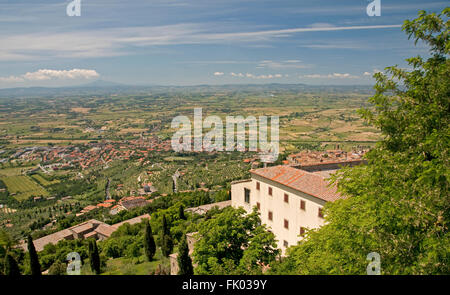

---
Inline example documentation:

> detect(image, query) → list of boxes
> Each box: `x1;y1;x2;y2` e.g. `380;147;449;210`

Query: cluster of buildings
109;196;152;215
76;196;152;217
7;137;172;170
287;149;367;167
21;214;151;252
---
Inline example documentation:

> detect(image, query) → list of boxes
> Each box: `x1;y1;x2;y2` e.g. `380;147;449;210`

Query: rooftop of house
21;215;151;252
95;224;116;237
185;200;231;215
70;222;94;234
250;165;345;202
111;213;151;229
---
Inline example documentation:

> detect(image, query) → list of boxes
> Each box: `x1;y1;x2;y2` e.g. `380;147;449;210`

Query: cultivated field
31;174;60;187
0;175;49;201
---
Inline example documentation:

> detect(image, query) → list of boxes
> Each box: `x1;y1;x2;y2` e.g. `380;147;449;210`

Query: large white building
231;165;346;253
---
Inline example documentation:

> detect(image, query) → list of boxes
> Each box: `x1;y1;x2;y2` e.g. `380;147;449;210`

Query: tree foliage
27;235;41;276
193;207;279;275
144;220;156;261
88;239;101;274
178;204;186;220
271;8;449;275
48;261;66;275
160;214;174;257
4;253;21;276
177;233;194;275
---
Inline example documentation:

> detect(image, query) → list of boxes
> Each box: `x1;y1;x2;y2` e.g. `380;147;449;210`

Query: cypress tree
27;235;41;276
161;214;170;236
88;240;94;272
88;239;101;274
160;215;173;257
161;234;173;257
144;220;156;261
93;241;101;274
4;253;21;276
178;204;186;220
177;234;193;275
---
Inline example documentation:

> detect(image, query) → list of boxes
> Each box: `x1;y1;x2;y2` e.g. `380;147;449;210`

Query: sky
0;0;447;88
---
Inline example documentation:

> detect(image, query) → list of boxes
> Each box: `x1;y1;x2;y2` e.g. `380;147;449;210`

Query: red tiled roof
97;203;113;208
95;224;115;238
111;214;151;229
250;165;344;202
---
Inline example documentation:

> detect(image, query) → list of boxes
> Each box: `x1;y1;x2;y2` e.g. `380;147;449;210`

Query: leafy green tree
48;261;66;275
88;239;101;274
193;207;279;275
144;221;156;261
4;253;21;276
27;235;41;276
0;230;16;253
177;234;193;275
271;8;449;275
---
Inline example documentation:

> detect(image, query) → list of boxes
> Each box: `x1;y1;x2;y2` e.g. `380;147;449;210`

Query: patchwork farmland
0;175;49;201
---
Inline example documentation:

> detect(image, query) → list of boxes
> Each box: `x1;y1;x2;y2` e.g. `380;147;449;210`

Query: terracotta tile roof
95;224;116;238
185;200;231;215
26;229;73;252
250;165;344;202
111;213;151;229
84;231;97;239
82;205;97;211
70;222;94;234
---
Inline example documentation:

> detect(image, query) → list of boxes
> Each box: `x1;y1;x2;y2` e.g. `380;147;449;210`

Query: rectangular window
268;187;272;196
300;227;306;236
283;240;289;248
318;207;324;218
256;202;260;210
300;200;306;210
256;182;260;190
244;188;250;203
268;211;273;221
284;219;289;229
284;193;289;203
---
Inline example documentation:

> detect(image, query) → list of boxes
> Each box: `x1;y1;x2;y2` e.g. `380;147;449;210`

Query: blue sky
0;0;447;88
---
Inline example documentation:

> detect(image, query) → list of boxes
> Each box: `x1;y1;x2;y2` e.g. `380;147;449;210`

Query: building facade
231;165;345;253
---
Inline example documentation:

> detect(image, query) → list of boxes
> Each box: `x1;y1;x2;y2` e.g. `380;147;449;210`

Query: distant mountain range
0;80;374;98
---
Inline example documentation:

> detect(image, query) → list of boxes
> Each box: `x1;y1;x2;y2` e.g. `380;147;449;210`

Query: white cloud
0;23;402;61
302;73;359;79
0;69;100;83
0;75;25;83
258;60;308;69
230;72;244;77
229;72;283;79
363;69;383;77
213;72;224;76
